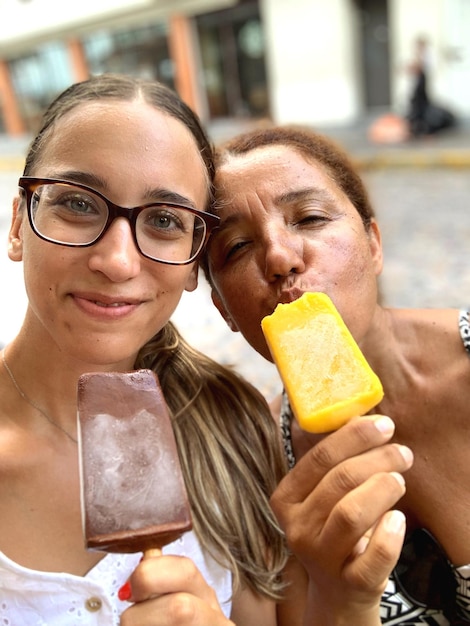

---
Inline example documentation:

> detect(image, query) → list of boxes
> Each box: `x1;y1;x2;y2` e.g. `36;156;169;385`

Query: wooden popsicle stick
143;548;163;559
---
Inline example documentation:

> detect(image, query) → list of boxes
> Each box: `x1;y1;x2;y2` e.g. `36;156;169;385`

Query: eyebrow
46;170;197;208
213;184;339;235
276;186;335;206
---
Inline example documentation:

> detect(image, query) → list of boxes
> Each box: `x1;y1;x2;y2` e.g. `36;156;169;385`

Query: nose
87;217;141;282
263;227;306;280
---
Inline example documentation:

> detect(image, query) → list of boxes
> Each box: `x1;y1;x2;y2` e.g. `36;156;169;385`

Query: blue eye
69;196;95;214
39;188;103;217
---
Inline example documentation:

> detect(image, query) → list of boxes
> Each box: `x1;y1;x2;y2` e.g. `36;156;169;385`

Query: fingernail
374;415;394;434
118;581;132;602
354;535;370;555
397;444;414;464
384;509;406;534
390;471;405;487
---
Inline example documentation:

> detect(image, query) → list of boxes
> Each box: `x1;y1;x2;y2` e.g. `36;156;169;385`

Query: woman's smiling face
8;100;209;368
207;144;383;361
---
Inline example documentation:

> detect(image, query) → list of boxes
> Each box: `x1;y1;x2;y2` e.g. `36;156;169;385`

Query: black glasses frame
18;176;219;266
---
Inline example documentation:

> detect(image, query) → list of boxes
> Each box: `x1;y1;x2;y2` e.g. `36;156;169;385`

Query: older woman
203;124;468;625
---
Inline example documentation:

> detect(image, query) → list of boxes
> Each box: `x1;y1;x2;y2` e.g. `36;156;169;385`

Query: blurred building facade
0;0;468;136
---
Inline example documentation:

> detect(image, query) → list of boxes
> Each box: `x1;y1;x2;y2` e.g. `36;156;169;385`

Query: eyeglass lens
29;182;206;263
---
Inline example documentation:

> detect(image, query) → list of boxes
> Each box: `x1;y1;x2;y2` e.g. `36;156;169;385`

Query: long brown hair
137;323;288;597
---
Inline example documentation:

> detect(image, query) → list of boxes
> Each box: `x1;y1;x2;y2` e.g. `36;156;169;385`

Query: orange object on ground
261;292;384;433
367;113;410;144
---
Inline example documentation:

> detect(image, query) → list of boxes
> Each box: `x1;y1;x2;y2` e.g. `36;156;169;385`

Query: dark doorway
355;0;391;109
196;0;268;119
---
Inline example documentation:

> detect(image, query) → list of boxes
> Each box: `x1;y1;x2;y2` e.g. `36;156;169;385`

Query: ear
211;289;239;332
184;264;199;292
8;196;25;262
368;219;383;276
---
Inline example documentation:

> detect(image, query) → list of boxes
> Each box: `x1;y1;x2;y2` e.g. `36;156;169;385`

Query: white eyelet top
0;530;232;625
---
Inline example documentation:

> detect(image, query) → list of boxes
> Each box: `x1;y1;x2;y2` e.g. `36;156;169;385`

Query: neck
2;346;78;444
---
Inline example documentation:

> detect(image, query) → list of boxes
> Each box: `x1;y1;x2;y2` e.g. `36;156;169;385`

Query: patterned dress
280;310;470;625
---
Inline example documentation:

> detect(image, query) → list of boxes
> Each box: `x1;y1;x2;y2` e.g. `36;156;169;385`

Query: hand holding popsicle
78;371;234;624
271;415;412;626
119;551;234;626
263;292;411;624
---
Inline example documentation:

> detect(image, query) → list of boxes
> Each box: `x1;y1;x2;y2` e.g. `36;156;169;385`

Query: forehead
216;144;341;203
41;100;201;163
33;100;209;204
217;144;332;191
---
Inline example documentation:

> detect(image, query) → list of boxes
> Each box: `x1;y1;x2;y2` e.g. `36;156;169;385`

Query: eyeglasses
393;528;470;625
18;177;219;265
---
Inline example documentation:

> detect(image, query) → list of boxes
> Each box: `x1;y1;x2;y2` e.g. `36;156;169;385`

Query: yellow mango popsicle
262;292;384;433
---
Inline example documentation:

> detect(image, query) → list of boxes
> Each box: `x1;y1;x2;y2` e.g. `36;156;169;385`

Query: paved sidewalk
208;115;470;169
1;114;470;173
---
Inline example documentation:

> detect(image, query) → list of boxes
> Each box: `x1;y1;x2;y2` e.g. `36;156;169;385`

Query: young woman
0;73;285;626
0;75;410;626
202;124;468;625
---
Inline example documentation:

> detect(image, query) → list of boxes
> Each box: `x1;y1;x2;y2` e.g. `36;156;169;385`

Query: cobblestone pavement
365;168;470;309
2;166;469;401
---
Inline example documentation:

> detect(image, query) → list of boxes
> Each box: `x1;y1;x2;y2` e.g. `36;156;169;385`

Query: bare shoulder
393;306;461;326
375;307;470;427
384;307;470;432
391;307;468;361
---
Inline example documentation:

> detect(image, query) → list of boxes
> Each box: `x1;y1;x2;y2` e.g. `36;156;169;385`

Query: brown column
68;38;89;82
0;60;26;135
168;14;202;117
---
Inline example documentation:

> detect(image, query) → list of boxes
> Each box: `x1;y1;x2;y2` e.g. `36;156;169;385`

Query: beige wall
263;0;469;126
260;0;361;126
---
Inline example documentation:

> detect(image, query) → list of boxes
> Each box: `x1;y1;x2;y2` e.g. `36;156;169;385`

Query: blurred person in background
406;35;456;138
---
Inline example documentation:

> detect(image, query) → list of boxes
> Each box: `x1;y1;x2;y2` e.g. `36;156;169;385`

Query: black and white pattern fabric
279;311;470;625
382;573;449;625
459;310;470;356
455;568;470;623
280;390;296;470
382;528;470;625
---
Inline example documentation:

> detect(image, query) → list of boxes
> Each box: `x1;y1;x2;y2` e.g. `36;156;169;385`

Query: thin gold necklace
2;350;78;444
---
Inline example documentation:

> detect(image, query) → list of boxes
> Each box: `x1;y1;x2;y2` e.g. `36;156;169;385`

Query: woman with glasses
0;74;410;626
202;123;470;625
0;73;289;626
